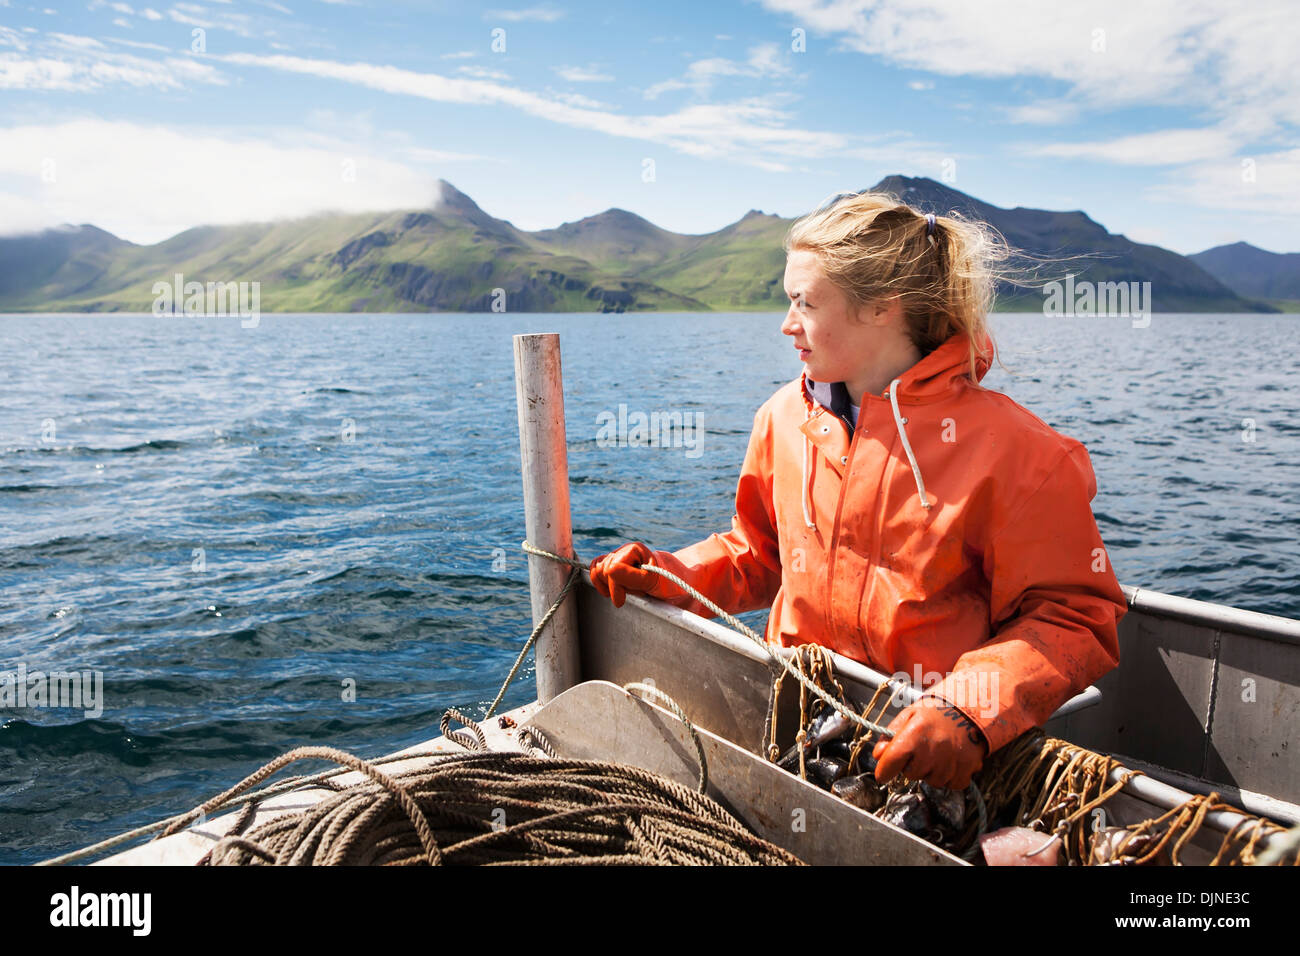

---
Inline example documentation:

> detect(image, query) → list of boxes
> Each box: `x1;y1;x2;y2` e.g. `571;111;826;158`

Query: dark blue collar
804;376;856;435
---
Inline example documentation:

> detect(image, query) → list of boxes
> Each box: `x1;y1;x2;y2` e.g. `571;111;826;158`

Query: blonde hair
783;190;1010;380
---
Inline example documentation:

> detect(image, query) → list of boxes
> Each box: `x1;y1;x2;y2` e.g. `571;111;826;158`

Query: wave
30;438;190;455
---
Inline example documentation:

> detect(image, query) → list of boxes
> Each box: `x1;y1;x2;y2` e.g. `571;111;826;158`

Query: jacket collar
801;330;993;411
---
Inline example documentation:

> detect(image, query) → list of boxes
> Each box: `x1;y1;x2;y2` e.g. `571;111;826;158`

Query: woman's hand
871;697;989;790
589;542;660;608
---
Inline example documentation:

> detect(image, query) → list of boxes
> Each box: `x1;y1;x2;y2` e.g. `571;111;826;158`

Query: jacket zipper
824;412;863;630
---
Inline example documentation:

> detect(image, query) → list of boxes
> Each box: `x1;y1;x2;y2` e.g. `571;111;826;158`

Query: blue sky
1;0;1296;255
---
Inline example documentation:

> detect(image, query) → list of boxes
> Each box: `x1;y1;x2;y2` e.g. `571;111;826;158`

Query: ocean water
1;311;1297;864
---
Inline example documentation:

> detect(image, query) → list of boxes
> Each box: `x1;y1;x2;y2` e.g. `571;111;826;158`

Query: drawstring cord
888;378;932;510
801;428;817;530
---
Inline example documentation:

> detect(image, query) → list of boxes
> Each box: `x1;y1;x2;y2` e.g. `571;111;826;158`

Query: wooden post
513;333;581;703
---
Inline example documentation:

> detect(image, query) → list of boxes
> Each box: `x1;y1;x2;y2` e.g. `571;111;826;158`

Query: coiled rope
194;710;802;866
35;746;455;866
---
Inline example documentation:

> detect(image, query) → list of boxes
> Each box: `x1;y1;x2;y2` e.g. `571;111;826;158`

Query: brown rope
767;644;854;782
190;747;803;866
761;650;1299;866
952;732;1298;866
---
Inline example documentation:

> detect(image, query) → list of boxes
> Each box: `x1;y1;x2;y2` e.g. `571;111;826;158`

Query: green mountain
0;224;134;305
0;176;1282;313
1190;242;1300;309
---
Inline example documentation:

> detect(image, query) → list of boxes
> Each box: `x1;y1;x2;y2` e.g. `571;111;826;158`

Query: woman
589;191;1126;793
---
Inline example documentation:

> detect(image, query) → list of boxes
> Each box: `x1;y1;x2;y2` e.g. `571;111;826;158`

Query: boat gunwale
1122;585;1300;644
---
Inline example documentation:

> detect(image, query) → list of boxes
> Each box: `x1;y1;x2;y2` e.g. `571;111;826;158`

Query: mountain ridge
1190;241;1300;305
0;176;1288;313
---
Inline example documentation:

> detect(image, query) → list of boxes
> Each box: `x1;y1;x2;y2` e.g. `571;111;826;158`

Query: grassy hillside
0;177;1286;314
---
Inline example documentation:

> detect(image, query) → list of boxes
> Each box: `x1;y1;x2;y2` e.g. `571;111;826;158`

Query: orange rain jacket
645;331;1126;755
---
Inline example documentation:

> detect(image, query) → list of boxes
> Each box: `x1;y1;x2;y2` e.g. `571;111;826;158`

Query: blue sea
2;311;1298;864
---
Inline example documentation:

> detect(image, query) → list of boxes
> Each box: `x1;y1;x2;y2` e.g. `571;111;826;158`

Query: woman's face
781;249;889;387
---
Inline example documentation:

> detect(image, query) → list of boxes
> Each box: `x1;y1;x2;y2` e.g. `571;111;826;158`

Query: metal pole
513;333;581;703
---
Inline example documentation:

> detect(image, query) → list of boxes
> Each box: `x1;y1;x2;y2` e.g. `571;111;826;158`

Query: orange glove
872;696;990;790
589;542;661;608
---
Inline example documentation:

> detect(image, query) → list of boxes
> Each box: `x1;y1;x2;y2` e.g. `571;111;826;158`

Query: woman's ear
863;297;902;328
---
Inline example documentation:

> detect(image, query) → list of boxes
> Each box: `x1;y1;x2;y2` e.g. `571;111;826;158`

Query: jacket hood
803;331;994;411
798;331;995;529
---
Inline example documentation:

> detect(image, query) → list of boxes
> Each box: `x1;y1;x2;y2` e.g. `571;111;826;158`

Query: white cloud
166;5;212;29
1023;127;1240;166
0;47;224;91
839;137;958;171
0;192;60;237
1148;147;1300;216
96;0;170;18
759;0;1300;130
298;108;493;165
0;28;225;91
165;2;257;37
0;118;440;243
215;50;857;171
549;90;611;110
0;26;29;50
48;33;106;49
745;43;789;76
644;42;792;99
760;0;1299;229
400;145;495;164
106;37;172;52
484;5;565;22
555;65;612;83
456;64;511;81
1001;99;1081;126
